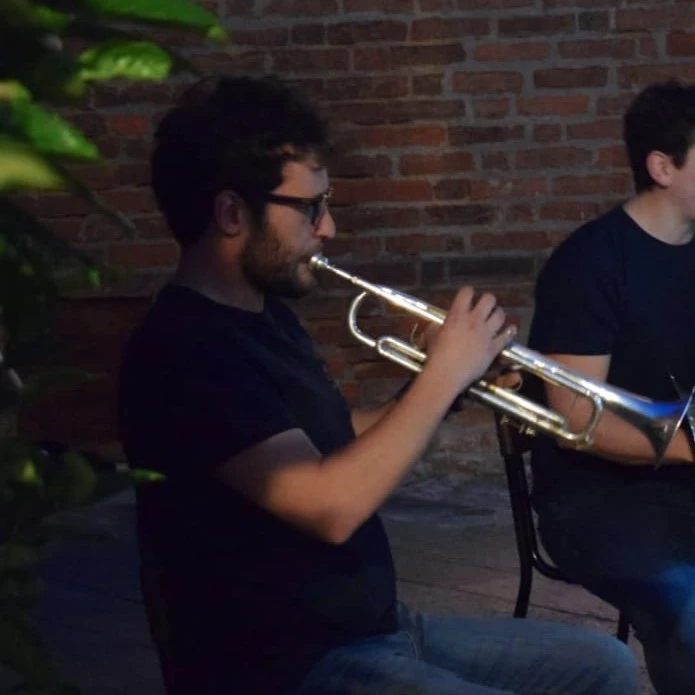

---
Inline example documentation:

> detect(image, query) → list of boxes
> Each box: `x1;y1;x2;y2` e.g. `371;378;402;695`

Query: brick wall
21;0;695;477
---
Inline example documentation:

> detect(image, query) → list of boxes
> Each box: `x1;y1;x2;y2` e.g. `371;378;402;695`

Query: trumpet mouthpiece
308;254;328;271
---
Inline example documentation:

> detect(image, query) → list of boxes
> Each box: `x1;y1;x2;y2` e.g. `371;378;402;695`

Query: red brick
386;100;465;123
452;71;523;93
498;14;575;37
533;124;563;142
450;125;524;145
616;7;695;32
456;0;534;8
411;18;491;41
100;188;158;215
399;152;475;176
544;0;620;6
330;154;393;178
470;231;551;251
469;178;548;201
323;76;408;100
332;179;433;204
391;43;466;68
328;21;407;44
640;37;658;59
264;0;339;14
533;66;608;89
540;201;598;222
333;207;422;231
291;24;325;45
596;94;635;117
35;193;92;218
515;147;593;170
385;234;449;255
107;242;179;269
344;0;414;10
424;204;497;226
473;98;512;119
450;255;535;280
552;174;631;197
330;103;392;126
618;63;695;89
667;31;695;57
474;41;551;62
233;27;289;46
272;49;349;72
226;0;255;14
518;94;589;116
413;74;444;96
558;38;635;60
433;178;471;200
566;118;622;140
356;125;448;148
81;214;129;243
190;50;265;74
348;261;417;286
596;146;628;169
354;48;391;71
326;235;382;258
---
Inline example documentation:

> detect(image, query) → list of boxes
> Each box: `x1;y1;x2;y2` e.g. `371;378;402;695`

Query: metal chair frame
494;413;631;644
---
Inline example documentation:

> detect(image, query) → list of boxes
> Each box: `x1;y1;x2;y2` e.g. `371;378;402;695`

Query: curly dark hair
150;75;331;246
624;79;695;193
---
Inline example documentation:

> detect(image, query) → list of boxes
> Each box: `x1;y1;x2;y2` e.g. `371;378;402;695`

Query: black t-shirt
527;205;695;500
118;285;397;694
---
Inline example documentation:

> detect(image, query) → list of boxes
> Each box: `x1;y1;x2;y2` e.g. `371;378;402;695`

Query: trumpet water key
309;254;694;462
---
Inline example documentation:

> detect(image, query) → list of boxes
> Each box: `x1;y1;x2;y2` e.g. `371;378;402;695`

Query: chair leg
514;562;532;618
616;612;630;643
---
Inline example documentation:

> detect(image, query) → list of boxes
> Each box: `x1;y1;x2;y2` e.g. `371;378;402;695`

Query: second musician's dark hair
624;79;695;193
150;75;331;247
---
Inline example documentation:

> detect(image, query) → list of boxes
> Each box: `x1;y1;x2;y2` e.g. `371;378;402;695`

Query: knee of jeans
574;629;639;689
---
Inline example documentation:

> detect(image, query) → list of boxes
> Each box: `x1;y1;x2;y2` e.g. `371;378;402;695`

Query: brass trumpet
309;254;694;460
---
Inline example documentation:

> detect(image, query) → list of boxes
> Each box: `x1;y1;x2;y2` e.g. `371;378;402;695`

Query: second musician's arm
545;353;694;464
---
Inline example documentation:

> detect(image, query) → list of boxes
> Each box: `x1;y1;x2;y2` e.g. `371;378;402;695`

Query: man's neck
623;190;695;246
172;248;264;313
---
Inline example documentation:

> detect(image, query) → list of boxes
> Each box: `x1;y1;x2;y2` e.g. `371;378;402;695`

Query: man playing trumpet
118;75;638;695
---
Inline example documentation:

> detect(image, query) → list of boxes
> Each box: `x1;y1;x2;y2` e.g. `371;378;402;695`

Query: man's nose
315;209;336;239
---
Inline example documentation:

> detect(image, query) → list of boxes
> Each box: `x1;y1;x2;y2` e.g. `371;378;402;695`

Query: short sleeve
121;336;297;476
528;228;622;356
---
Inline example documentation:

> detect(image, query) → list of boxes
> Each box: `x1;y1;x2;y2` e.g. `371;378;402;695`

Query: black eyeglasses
257;187;332;227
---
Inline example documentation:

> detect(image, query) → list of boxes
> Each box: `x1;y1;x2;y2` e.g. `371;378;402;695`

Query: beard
240;218;317;299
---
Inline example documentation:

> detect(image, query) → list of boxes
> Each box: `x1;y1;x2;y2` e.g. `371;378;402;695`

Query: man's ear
214;191;244;238
645;150;675;189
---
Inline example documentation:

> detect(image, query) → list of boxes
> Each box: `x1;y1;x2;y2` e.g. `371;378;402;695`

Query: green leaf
129;468;166;483
80;0;227;41
0;81;31;102
79;39;173;82
9;97;100;160
0;140;67;192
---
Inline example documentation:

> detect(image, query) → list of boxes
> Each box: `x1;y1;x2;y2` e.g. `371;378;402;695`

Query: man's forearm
563;401;694;465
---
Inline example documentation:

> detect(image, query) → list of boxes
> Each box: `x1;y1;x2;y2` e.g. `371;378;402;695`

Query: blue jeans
294;602;638;694
536;476;695;695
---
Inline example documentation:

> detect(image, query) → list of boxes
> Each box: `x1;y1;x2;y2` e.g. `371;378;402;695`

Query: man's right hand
424;287;516;400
